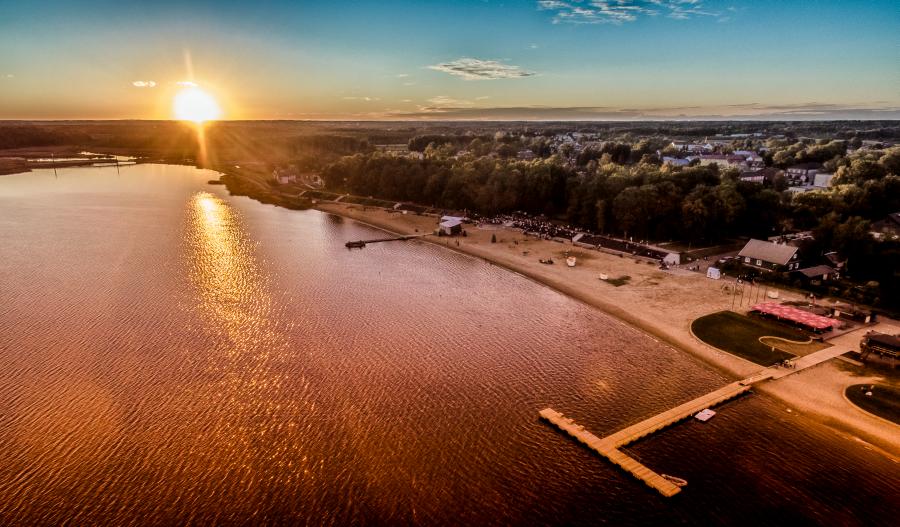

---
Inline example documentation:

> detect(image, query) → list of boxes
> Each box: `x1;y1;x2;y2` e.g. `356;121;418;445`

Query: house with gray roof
738;239;801;272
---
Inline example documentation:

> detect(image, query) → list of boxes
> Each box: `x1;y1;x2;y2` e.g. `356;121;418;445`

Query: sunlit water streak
0;165;897;525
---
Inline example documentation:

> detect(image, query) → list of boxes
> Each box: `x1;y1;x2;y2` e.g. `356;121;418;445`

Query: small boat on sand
661;474;688;487
599;273;608;280
566;256;577;267
539;258;554;265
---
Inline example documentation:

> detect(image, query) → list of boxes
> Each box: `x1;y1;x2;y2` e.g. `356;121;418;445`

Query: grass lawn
691;311;808;366
845;384;900;425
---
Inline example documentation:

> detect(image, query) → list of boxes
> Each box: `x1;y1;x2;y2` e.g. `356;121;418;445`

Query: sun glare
174;87;222;123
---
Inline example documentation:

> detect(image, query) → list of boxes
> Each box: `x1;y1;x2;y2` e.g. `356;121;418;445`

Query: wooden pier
540;408;685;497
540;345;852;497
345;233;430;248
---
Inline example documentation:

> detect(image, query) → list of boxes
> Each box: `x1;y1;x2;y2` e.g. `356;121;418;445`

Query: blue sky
0;0;897;119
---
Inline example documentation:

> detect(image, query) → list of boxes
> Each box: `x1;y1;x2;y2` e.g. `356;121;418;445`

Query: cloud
342;96;380;101
396;73;410;78
427;58;536;80
176;81;198;87
5;74;14;79
426;96;474;108
476;96;491;100
537;0;723;25
132;80;156;88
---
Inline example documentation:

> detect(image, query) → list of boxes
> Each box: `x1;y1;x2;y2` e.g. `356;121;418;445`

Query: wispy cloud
537;0;723;25
131;80;156;88
426;96;475;108
396;73;410;78
176;81;198;87
342;96;380;101
427;58;536;80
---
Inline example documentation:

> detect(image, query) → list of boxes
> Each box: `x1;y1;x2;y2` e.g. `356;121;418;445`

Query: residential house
785;163;822;185
662;156;691;167
739;167;781;185
823;251;846;272
872;212;900;238
738;239;801;272
698;154;746;169
272;167;297;185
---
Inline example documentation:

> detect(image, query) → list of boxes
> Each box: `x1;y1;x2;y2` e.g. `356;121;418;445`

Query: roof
795;265;835;278
751;303;840;330
440;219;462;228
865;332;900;349
738;239;799;266
886;212;900;226
739;167;780;180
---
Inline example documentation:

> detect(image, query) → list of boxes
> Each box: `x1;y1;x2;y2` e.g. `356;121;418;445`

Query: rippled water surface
0;165;897;525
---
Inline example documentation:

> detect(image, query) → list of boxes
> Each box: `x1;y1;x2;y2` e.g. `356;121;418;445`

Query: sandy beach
315;201;900;458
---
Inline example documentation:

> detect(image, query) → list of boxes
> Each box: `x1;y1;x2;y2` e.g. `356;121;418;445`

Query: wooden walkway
540;408;684;497
540;345;851;497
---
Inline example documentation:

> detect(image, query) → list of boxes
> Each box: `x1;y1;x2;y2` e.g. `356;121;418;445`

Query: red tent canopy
751;302;840;331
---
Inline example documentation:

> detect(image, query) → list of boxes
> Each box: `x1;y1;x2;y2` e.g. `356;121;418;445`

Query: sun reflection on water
188;191;266;336
181;191;313;497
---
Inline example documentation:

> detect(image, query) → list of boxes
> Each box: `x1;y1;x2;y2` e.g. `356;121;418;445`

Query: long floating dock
345;233;431;248
541;345;851;497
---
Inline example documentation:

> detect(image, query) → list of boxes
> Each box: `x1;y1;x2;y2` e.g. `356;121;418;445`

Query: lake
0;164;896;525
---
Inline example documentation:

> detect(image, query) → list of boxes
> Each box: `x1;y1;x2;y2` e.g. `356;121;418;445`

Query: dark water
0;165;896;526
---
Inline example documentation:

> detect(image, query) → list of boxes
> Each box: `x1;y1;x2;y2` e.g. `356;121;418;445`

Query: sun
174;86;222;123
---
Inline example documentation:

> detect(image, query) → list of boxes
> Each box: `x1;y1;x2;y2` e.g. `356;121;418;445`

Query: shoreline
5;164;897;458
313;201;900;459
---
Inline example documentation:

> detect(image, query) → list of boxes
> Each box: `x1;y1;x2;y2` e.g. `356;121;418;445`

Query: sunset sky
1;0;897;120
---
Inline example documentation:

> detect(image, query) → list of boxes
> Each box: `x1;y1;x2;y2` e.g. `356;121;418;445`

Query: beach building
738;239;801;272
439;216;464;236
860;332;900;366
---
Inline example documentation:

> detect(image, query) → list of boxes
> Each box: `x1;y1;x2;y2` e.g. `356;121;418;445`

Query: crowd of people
475;213;579;240
473;212;668;260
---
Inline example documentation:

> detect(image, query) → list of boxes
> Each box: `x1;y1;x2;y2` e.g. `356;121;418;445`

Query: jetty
540;345;852;497
345;233;430;248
